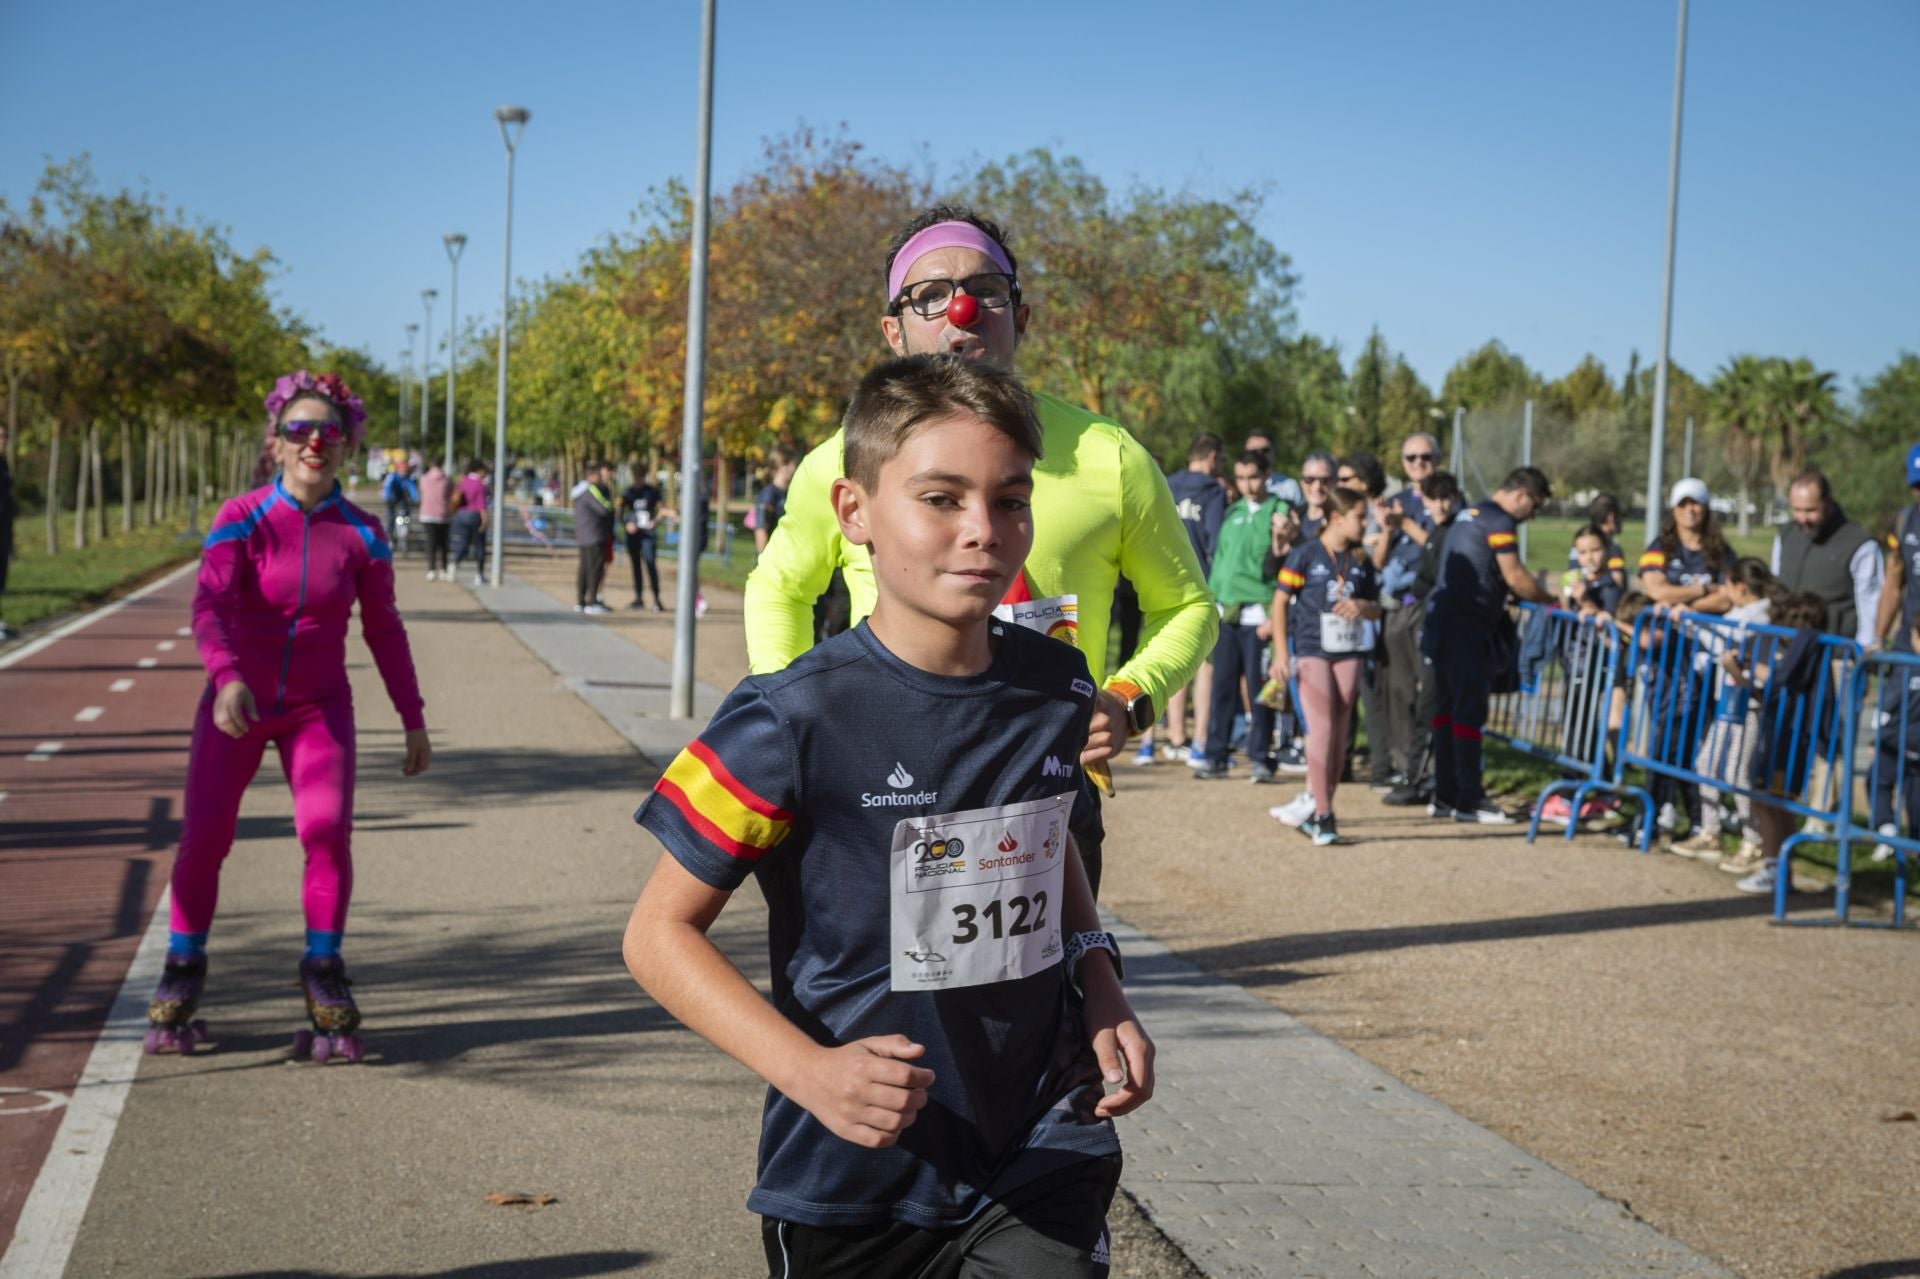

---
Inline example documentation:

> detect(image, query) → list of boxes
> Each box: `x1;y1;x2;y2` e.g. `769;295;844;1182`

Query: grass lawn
1517;515;1775;582
5;505;203;632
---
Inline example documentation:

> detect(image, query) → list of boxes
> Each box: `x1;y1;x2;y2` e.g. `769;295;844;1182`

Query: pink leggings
169;688;357;936
1297;657;1362;817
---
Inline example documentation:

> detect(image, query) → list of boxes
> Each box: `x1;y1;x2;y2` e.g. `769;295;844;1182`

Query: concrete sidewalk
46;565;1735;1277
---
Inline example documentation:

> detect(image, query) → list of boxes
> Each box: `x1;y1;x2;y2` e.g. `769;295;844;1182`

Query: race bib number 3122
890;792;1073;993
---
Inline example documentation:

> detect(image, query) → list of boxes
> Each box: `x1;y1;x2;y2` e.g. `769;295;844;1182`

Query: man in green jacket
741;205;1217;896
1194;450;1281;781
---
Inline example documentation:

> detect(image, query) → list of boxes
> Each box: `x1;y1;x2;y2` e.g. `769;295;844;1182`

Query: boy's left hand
1080;961;1154;1118
403;729;432;776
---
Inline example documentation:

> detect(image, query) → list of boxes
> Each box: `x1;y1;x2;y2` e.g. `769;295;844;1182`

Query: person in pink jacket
145;371;432;1063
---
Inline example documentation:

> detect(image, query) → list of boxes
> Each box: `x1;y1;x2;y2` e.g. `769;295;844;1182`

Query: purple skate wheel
142;1028;163;1054
336;1035;364;1064
176;1028;197;1056
292;1029;313;1058
190;1019;209;1038
310;1034;333;1064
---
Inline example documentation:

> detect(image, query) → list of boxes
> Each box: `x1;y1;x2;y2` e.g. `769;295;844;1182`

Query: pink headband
886;222;1015;301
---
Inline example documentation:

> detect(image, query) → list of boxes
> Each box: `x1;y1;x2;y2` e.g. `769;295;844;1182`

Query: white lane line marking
0;561;198;673
73;707;105;723
0;888;170;1279
109;679;135;693
136;658;157;669
26;742;62;761
0;792;8;805
155;641;175;652
175;627;191;637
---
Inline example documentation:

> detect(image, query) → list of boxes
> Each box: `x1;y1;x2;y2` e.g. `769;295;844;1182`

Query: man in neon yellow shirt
744;206;1218;895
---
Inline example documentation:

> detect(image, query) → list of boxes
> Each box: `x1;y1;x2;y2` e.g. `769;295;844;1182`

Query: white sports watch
1063;930;1123;993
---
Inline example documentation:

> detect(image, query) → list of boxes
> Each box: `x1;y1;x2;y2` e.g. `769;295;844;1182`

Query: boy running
624;354;1153;1278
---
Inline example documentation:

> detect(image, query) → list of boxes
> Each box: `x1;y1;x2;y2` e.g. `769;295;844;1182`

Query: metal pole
1519;398;1533;562
1682;414;1694;479
1644;0;1688;549
420;289;436;462
1450;406;1464;476
443;234;466;469
403;324;418;453
489;106;530;589
671;0;718;719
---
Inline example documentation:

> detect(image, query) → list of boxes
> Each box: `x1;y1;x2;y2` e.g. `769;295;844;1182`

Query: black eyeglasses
1301;474;1332;485
1402;452;1435;463
891;272;1019;319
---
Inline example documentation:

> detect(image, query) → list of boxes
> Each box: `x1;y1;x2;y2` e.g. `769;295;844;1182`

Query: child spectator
1563;524;1626;618
1266;488;1382;844
1670;559;1779;865
1733;592;1832;895
623;354;1151;1275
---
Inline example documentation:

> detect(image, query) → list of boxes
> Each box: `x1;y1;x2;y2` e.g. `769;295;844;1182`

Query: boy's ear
832;476;872;548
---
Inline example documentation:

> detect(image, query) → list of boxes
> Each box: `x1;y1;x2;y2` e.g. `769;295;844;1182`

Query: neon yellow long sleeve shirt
742;391;1218;710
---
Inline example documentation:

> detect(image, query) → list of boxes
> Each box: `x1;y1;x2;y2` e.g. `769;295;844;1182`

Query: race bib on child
890;792;1073;993
1319;611;1361;653
993;594;1080;648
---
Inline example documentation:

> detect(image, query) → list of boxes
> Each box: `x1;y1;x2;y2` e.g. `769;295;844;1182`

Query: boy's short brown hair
842;354;1043;491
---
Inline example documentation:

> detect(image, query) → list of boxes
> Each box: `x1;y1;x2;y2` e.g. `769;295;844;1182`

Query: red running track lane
0;565;204;1255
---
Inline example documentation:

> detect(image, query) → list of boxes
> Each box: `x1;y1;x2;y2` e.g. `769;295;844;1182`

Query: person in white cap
1636;477;1733;838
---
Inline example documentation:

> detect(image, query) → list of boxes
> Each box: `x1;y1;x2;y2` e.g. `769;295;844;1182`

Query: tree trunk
143;423;156;525
91;426;107;541
72;424;90;550
120;421;134;533
1737;477;1752;538
44;420;60;555
714;453;731;557
4;366;17;473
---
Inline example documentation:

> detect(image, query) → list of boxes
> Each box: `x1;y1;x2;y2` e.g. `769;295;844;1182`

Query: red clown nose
945;292;980;328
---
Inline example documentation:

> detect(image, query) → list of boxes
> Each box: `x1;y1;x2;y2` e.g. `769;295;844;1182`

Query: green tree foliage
1440;340;1542;414
1834;353;1920;523
1544;355;1619;420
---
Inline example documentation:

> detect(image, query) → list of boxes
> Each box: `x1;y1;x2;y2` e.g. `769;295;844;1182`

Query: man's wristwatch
1106;681;1155;735
1064;930;1123;993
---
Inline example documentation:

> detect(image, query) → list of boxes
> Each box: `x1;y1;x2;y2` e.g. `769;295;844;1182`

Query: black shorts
762;1153;1120;1279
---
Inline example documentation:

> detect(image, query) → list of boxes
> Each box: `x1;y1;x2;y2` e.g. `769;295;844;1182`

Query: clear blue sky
5;0;1915;400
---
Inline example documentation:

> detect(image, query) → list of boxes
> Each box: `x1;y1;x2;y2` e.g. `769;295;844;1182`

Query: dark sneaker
1274;745;1308;774
1382;785;1428;807
1299;813;1341;846
1191;760;1230;780
1426;799;1457;819
1249;763;1278;784
1454;802;1514;825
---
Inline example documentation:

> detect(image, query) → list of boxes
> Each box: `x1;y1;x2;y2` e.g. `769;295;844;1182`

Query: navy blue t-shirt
635;621;1114;1229
1428;501;1521;629
1384;489;1435;575
1638;539;1725;590
1166;469;1227;576
1278;540;1380;660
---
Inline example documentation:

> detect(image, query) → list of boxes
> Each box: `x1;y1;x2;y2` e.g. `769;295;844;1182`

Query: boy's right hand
791;1036;934;1149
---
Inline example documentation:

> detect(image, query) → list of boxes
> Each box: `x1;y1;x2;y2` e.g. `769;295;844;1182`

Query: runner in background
449;458;490;586
620;467;667;612
418;456;453;581
741;205;1216;898
149;371;431;1063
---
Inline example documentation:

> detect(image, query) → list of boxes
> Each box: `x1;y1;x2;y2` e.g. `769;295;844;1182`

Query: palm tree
1708;355;1767;535
1708;356;1841;534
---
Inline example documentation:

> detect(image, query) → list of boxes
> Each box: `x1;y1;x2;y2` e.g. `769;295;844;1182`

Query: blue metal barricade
1485;603;1643;843
1801;649;1917;928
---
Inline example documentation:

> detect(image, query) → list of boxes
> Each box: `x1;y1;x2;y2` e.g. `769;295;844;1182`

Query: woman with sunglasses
145;371;431;1063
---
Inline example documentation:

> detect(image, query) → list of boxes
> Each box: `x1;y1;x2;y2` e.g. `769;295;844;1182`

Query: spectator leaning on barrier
740;204;1217;899
1864;444;1920;854
1772;469;1881;649
1570;492;1629;589
1141;432;1229;767
1195;450;1282;781
1638;477;1733;837
1423;466;1556;824
1376;434;1439;788
573;460;617;614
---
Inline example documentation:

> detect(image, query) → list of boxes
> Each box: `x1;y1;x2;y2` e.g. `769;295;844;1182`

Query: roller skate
293;956;365;1063
143;955;209;1055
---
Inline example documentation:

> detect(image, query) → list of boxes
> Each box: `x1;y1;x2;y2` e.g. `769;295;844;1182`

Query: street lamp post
489;105;530;589
443;234;466;469
420;289;437;462
1644;0;1689;547
403;323;419;453
670;0;717;718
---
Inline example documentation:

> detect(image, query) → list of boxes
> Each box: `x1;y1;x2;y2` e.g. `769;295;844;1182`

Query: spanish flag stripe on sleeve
657;746;792;860
1278;569;1306;589
1638;550;1666;569
688;738;794;821
1486;532;1516;548
1607;555;1625;569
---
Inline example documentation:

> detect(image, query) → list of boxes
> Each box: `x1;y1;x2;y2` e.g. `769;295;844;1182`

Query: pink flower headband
263;370;368;448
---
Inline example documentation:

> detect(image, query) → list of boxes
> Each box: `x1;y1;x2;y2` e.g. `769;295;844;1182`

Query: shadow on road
245;1250;655;1278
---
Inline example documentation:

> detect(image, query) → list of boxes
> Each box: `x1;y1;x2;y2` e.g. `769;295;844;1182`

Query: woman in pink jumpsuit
146;371;432;1062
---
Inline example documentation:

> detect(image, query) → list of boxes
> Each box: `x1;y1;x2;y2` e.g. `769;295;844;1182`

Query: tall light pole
671;0;717;718
489;105;530;589
403;323;419;453
1644;0;1689;548
443;233;466;468
419;288;437;462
